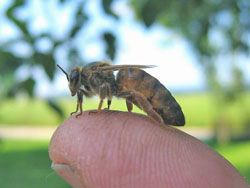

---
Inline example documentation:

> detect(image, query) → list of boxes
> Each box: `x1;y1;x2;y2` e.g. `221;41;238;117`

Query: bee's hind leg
118;90;164;125
126;99;133;112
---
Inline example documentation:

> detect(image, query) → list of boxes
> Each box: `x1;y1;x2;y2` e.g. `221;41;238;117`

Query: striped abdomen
116;68;185;126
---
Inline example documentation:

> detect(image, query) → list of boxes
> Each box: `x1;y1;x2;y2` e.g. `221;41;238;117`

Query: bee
57;61;185;126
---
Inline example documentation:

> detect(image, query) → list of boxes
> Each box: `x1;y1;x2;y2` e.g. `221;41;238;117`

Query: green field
0;92;250;127
0;139;249;188
0;140;69;188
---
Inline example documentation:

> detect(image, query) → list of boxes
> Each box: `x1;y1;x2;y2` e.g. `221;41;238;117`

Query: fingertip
49;111;249;188
51;163;83;188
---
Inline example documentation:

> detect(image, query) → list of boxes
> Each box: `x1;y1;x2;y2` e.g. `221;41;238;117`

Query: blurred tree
0;0;118;118
1;0;249;142
130;0;250;144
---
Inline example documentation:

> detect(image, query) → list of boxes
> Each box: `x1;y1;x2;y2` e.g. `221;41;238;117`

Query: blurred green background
0;0;249;187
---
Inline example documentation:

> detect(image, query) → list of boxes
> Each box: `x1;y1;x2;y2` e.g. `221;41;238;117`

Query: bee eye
70;71;80;86
70;71;79;81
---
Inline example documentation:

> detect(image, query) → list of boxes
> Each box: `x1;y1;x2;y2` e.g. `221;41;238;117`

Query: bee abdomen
147;81;185;126
117;68;185;126
157;96;185;126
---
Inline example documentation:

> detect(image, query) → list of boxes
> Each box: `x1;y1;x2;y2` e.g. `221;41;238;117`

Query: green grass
0;140;249;188
0;99;60;126
0;140;70;188
177;93;216;126
0;92;250;127
0;98;143;126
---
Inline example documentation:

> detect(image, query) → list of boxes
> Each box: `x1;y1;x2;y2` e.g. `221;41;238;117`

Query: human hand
49;111;248;188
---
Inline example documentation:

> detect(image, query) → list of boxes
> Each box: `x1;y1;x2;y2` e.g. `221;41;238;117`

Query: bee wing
98;65;156;71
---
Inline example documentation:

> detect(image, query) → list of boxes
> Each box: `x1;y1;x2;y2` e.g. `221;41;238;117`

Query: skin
49;111;249;188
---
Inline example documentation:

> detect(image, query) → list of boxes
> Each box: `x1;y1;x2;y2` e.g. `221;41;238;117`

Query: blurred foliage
0;0;118;118
131;0;250;55
1;0;250;142
130;0;250;143
103;31;117;61
102;0;119;19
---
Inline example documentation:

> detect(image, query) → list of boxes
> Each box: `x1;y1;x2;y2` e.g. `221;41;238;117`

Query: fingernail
51;163;83;188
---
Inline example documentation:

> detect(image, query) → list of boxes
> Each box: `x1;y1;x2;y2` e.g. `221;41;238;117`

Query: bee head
57;64;81;96
68;67;81;96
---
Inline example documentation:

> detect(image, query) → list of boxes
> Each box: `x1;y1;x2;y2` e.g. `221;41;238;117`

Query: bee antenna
57;64;69;81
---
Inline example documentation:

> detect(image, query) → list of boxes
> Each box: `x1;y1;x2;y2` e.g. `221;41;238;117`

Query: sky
80;0;206;90
0;0;249;98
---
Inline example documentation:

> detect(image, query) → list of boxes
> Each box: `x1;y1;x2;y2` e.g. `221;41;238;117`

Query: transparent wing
97;65;156;71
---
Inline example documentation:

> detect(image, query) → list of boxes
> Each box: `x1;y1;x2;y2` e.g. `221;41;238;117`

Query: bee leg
89;99;103;114
75;90;83;118
118;90;164;125
99;82;114;111
89;83;110;114
70;103;79;115
126;99;133;112
98;99;104;112
98;83;109;112
106;83;112;110
105;99;112;110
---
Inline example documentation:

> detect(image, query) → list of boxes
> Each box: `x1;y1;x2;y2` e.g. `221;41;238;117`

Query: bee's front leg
71;90;83;118
70;103;79;115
